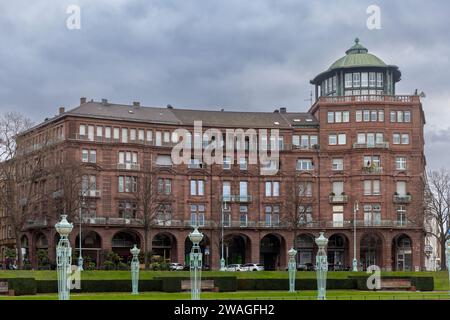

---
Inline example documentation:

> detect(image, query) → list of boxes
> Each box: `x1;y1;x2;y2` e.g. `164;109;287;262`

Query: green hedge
1;278;36;296
36;280;162;293
237;278;357;291
350;276;434;291
154;276;237;292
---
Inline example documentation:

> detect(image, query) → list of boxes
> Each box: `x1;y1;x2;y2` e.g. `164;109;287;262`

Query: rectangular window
155;155;172;166
301;135;309;148
239;157;247;170
105;127;111;139
373;180;381;195
222;182;231;201
88;125;94;141
82;149;89;162
113;128;120;141
335;112;342;123
265;181;280;197
96;126;103;138
356;111;362;122
130;129;136;141
327;112;334;123
371;110;377;122
239;206;248;227
342;111;350;123
353;72;360;87
332;158;344;171
345;73;352;88
163;131;170;143
332;181;344;195
378;110;384;122
377;73;383;87
292;135;300;146
310;135;318;147
297;159;313;171
223;157;231;170
363;110;370;122
393;133;401;144
396;157;407;170
397;111;404;123
121;128;128;143
369;72;376;87
404;111;411;122
361;72;368;87
396;181;406;196
138;129;145;141
329;134;337;145
338;133;346;145
155;131;162;146
390;111;396;122
157;178;171;195
146;130;153;142
401;134;409;144
89;150;96;163
299;182;312;197
79;124;86;136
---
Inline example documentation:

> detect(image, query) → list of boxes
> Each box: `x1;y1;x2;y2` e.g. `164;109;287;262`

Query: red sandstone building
0;39;426;271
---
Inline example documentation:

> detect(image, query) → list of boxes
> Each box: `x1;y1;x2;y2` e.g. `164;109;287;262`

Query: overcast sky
0;0;449;169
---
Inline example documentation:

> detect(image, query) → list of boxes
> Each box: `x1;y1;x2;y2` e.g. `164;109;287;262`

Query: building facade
1;39;427;271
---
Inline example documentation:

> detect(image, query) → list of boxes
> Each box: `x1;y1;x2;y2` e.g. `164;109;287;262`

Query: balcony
117;163;140;170
187;162;207;169
318;95;419;104
353;142;389;149
233;195;252;203
329;194;349;204
362;166;383;174
80;189;102;198
353;220;416;228
24;218;48;229
393;194;412;203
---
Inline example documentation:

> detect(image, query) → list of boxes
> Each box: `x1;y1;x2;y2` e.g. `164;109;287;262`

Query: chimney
280;107;287;113
80;97;87;105
101;98;108;105
166;104;173;109
59;107;65;115
133;101;140;107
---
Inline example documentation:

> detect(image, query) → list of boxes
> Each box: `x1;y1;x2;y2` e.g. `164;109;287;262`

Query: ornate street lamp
220;201;227;271
55;214;73;300
189;227;204;300
130;244;140;295
446;233;450;294
78;193;86;271
352;200;359;272
288;248;297;293
315;232;329;300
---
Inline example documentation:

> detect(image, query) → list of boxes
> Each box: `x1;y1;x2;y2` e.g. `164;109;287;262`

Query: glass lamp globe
55;214;73;237
315;232;329;248
130;244;140;256
288;247;297;258
189;227;204;245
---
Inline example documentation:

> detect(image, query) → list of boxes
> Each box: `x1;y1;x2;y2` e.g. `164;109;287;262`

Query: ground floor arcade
19;227;425;271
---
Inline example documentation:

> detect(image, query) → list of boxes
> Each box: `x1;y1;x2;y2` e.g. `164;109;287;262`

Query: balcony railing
353;220;416;228
329;194;349;204
80;189;102;198
393;194;412;203
362;166;383;174
117;163;140;170
24;218;48;228
220;195;252;203
318;95;419;104
353;142;389;149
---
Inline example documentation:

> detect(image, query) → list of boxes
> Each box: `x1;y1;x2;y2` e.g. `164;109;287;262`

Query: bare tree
134;166;168;269
282;174;316;249
0;112;44;269
424;169;450;270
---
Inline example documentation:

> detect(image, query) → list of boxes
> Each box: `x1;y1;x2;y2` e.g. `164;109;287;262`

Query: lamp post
130;244;140;295
55;214;73;300
352;200;359;272
288;248;297;293
78;193;85;271
315;232;328;300
446;233;450;294
220;201;226;271
189;227;204;300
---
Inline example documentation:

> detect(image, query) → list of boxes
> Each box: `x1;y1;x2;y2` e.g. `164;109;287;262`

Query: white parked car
225;264;243;271
169;263;184;271
241;263;264;271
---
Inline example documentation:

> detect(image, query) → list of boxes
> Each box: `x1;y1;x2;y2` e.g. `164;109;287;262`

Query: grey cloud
0;0;449;168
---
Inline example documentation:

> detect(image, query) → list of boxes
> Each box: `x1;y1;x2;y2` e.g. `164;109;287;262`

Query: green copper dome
328;38;386;70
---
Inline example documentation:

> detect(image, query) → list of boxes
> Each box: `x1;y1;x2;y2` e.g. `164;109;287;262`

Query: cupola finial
355;37;360;45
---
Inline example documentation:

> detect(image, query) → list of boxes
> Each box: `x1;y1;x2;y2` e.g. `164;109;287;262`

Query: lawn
0;290;449;300
0;270;448;288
